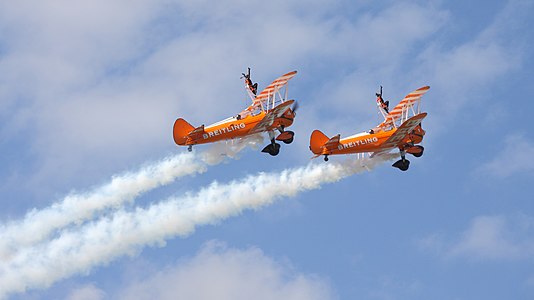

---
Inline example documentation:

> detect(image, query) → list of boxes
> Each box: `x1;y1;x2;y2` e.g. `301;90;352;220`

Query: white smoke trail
0;154;396;298
0;135;264;261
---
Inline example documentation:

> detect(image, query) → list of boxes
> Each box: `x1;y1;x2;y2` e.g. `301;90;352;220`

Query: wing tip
418;85;430;91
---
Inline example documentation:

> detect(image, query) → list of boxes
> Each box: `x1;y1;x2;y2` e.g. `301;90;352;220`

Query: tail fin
173;118;194;145
309;130;329;155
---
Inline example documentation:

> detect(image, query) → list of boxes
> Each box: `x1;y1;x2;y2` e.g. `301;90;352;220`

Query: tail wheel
324;155;329;162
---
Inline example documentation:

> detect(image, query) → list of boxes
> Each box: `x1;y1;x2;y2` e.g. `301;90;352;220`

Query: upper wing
251;71;297;107
379;86;430;129
249;100;294;134
371;112;427;157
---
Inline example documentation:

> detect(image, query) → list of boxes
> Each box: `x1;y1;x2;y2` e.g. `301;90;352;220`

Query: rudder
173;118;194;145
309;130;329;155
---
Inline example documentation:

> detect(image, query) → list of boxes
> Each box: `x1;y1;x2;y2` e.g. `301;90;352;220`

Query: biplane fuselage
173;70;298;155
310;86;430;170
310;113;426;156
193;114;265;145
174;100;295;146
317;130;393;155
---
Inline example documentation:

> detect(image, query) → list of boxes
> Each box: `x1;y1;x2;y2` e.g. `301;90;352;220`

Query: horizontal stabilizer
189;125;205;140
324;134;341;151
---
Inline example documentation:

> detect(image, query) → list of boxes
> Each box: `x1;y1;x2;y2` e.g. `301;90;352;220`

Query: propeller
291;101;299;115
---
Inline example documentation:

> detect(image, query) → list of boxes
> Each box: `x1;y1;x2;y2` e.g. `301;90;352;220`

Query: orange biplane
309;86;430;171
173;70;298;156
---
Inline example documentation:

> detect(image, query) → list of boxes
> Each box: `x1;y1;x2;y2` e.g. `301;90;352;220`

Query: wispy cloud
419;214;534;261
1;0;529;194
0;1;450;193
113;241;334;300
66;283;106;300
476;134;534;178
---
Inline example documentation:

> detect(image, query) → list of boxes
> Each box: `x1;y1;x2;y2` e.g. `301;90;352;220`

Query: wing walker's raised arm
242;67;258;99
376;85;389;116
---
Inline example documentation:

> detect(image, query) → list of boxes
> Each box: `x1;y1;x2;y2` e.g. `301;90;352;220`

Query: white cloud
419;215;534;261
477;134;534;178
448;215;533;260
66;283;106;300
0;0;451;193
0;0;529;194
114;241;335;300
407;0;529;136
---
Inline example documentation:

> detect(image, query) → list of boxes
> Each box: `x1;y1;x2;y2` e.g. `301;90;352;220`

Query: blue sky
1;0;533;299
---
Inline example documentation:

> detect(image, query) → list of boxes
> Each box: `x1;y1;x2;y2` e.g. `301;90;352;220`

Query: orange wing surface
251;71;297;107
371;112;427;157
379;86;429;129
249;100;294;134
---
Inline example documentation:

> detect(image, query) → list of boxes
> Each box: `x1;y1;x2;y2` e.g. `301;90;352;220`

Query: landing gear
276;129;295;144
261;139;281;156
187;145;193;152
392;150;410;171
262;132;281;156
324;155;329;162
283;136;294;144
262;127;295;156
407;145;424;157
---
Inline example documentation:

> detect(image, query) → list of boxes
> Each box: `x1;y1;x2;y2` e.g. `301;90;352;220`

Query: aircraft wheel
412;146;424;157
261;144;272;154
283;131;295;144
269;143;281;156
283;136;294;144
277;131;295;144
324;155;329;162
408;145;424;158
392;159;410;171
262;143;281;156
